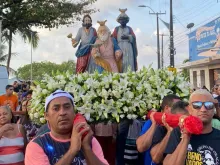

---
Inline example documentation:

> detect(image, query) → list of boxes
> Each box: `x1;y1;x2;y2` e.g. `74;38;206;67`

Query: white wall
189;66;210;90
0;66;8;95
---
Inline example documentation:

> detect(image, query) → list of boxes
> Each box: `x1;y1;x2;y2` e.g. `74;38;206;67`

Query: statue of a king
91;20;122;73
112;9;138;72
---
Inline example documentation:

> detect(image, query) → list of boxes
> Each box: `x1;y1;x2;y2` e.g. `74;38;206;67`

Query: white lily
30;67;190;124
101;89;108;98
40;117;46;124
34;113;39;118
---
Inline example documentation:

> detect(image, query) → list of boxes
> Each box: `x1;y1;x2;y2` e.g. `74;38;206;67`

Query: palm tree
0;44;17;75
183;59;189;64
0;45;7;61
2;28;39;75
181;59;190;81
1;0;39;74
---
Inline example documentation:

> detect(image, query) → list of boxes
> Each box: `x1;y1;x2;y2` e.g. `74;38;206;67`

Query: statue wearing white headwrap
112;9;138;72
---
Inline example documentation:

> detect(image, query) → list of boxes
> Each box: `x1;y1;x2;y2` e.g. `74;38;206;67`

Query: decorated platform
29;67;190;125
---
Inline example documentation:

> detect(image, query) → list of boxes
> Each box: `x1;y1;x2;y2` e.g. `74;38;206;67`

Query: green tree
181;59;190;81
16;60;76;80
1;0;96;73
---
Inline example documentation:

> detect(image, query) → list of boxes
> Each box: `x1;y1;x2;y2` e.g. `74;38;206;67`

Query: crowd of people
0;82;220;165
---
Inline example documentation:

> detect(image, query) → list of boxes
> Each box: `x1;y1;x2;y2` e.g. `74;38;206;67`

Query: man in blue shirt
139;119;156;165
137;94;183;165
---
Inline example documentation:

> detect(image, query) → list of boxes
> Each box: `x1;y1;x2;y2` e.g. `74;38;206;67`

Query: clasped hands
121;35;129;40
69;122;93;154
91;48;101;59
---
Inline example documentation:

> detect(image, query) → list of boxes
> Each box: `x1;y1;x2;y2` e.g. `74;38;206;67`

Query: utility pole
170;0;175;67
159;34;169;68
149;11;166;69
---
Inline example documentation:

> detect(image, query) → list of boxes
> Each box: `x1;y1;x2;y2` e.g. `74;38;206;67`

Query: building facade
179;17;220;90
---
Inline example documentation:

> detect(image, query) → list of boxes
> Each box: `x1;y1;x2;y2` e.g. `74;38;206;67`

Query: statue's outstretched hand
72;39;78;48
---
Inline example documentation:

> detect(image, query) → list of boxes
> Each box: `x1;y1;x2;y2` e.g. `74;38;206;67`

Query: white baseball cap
45;89;74;112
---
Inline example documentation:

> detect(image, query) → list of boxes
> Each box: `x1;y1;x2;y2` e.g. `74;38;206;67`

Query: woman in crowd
17;90;39;141
0;106;27;165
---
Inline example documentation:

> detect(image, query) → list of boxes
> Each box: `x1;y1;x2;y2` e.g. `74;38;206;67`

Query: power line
175;35;188;43
179;1;216;22
175;35;188;42
173;1;218;39
178;0;214;20
175;0;212;17
163;1;220;65
175;40;188;48
174;11;220;40
163;43;170;52
175;40;188;47
174;15;187;30
192;11;220;29
174;29;189;38
174;13;220;51
175;35;188;45
163;39;170;50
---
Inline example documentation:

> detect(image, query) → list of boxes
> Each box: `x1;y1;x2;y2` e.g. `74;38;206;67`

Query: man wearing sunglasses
136;94;183;165
211;85;219;98
164;89;220;165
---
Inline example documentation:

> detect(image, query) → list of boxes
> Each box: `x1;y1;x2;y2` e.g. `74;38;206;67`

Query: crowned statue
112;9;138;72
91;20;122;73
68;15;97;73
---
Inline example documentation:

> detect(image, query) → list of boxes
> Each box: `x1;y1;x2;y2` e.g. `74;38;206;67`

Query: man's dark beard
82;23;92;29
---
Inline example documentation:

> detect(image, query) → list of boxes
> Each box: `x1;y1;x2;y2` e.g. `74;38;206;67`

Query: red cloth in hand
147;111;203;135
73;113;88;139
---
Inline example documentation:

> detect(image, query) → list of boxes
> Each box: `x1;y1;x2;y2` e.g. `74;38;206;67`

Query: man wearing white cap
25;89;108;165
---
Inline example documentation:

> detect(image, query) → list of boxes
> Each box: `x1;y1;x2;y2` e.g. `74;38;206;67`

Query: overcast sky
5;0;220;71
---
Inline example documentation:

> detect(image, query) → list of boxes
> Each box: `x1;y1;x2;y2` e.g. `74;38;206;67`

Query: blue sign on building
189;17;220;62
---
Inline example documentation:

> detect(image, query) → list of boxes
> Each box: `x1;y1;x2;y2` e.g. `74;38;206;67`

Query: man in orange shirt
0;85;19;111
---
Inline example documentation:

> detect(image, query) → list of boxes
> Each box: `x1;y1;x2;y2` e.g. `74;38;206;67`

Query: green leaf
116;115;120;123
103;112;108;119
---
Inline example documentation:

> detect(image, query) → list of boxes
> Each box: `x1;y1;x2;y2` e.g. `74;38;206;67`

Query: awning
178;56;220;69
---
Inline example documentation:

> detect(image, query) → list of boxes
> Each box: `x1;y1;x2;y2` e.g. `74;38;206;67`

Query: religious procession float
29;9;190;125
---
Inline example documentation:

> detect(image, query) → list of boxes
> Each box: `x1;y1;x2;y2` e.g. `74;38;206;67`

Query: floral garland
29;67;190;125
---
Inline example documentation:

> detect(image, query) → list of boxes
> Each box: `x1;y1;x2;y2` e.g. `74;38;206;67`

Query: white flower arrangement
29;67;190;125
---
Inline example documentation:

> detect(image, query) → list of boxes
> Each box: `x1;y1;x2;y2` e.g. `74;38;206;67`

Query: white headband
45;89;74;112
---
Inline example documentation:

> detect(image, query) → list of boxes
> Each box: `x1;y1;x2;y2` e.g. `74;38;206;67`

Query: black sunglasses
191;101;214;110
